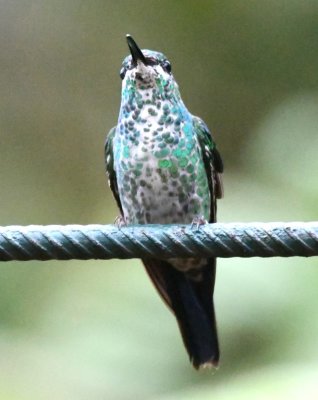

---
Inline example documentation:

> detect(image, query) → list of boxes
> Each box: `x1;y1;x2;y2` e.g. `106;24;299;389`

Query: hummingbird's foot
190;215;208;231
114;215;127;229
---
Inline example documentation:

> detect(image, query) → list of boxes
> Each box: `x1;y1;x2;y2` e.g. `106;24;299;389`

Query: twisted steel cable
0;222;317;261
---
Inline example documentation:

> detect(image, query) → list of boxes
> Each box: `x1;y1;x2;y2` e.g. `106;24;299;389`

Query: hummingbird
105;35;223;369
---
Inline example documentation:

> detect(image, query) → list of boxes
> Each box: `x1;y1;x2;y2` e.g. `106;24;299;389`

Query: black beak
126;34;148;65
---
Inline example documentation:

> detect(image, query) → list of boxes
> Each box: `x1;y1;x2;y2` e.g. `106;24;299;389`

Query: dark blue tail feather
143;258;219;369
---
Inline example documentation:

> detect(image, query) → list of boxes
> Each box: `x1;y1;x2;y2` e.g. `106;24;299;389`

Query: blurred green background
0;1;318;399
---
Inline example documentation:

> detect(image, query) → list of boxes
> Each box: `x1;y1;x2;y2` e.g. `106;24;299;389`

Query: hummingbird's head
120;35;179;100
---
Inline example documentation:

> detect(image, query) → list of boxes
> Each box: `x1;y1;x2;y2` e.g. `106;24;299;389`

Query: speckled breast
114;101;210;225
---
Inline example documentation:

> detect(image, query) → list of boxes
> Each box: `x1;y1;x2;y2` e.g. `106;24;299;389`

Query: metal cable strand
0;222;317;261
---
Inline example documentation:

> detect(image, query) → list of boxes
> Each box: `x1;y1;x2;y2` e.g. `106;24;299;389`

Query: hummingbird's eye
119;67;126;80
162;60;172;73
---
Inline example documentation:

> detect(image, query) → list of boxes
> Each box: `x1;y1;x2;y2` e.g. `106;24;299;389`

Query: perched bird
105;35;224;369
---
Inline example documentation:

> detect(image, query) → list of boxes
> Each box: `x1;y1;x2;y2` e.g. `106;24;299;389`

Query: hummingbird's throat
133;62;157;87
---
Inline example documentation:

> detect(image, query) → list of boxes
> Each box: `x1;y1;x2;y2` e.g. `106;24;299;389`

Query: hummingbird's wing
105;126;123;215
192;116;224;222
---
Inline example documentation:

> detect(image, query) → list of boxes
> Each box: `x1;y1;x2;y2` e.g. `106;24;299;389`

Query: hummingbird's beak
126;34;148;66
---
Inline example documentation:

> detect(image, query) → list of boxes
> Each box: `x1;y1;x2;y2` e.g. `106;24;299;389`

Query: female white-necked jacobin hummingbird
105;35;224;369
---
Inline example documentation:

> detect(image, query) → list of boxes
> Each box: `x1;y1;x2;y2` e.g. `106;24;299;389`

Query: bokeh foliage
0;1;318;399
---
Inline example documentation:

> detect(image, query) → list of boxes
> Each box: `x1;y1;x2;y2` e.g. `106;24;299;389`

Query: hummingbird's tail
143;258;219;369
